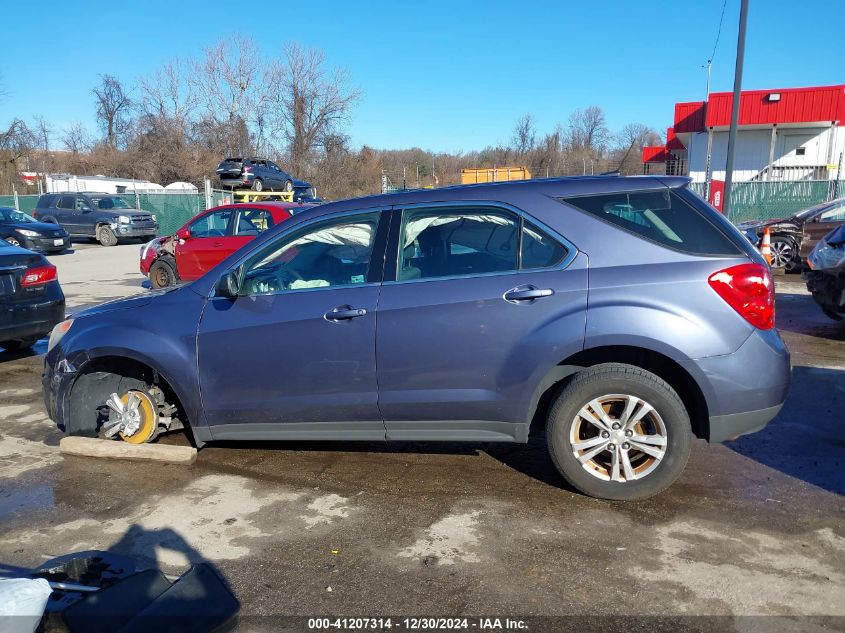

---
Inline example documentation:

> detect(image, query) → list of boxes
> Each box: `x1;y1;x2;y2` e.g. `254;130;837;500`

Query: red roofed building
643;85;845;184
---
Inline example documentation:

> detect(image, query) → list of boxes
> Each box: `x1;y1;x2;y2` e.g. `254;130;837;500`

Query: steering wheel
245;263;304;295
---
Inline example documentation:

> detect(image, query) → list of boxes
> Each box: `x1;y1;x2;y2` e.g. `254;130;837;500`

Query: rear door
802;202;845;258
53;195;76;232
175;208;235;280
375;203;588;441
226;207;282;255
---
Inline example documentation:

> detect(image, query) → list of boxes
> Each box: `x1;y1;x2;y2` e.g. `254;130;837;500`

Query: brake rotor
103;390;159;444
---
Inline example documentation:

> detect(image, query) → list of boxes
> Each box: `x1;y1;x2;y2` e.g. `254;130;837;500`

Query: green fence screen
691;180;842;222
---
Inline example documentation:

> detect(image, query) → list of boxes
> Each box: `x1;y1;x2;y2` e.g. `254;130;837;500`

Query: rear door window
235;209;274;236
521;220;569;269
56;196;75;210
560;189;742;256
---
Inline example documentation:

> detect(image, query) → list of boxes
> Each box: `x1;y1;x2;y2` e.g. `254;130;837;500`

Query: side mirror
176;227;191;240
215;270;241;299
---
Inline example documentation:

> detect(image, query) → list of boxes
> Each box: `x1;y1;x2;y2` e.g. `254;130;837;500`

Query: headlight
16;229;39;237
48;319;74;352
151;214;157;221
118;215;131;224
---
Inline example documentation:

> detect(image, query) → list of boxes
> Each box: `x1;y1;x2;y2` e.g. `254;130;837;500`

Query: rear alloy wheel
252;178;264;192
5;237;21;247
547;363;691;500
103;388;160;444
284;179;293;192
149;259;178;289
97;225;118;247
770;237;797;271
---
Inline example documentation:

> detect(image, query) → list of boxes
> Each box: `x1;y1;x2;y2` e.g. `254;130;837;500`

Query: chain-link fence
0;191;233;236
690;180;843;223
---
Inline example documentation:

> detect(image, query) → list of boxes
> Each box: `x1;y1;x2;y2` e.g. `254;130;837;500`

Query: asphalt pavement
0;244;843;631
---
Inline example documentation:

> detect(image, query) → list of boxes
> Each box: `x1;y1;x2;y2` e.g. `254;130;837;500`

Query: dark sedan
0;207;70;253
0;240;65;352
738;197;845;271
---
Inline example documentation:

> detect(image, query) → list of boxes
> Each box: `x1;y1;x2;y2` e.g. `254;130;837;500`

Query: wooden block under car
59;436;197;465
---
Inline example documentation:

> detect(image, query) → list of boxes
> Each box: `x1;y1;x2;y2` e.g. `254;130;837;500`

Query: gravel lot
0;243;843;630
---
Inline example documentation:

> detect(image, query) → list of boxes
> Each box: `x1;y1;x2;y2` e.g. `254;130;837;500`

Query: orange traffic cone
760;227;773;265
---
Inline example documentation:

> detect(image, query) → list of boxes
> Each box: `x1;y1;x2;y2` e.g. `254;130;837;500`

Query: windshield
0;208;37;223
89;196;133;210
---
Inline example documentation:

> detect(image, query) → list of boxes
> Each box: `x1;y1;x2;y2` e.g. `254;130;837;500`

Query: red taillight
243;166;252;174
708;263;774;330
21;264;57;287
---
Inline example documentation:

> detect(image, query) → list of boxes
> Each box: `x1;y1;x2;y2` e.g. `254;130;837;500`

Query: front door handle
503;286;554;303
324;306;368;321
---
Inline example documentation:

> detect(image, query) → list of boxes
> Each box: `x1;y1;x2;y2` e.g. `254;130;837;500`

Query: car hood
72;286;181;319
3;221;68;234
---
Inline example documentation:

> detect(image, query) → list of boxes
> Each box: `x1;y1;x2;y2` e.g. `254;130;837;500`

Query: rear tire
149;258;178;289
284;179;293;192
97;225;118;247
252;178;264;192
546;363;692;501
5;237;21;247
1;338;38;352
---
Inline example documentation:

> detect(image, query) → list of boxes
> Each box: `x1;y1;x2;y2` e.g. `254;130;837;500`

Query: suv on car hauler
32;193;159;246
43;176;791;500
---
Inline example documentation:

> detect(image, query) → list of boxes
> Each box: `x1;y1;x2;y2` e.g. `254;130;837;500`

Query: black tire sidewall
98;226;117;246
284;180;293;192
150;259;176;288
252;179;263;192
547;367;692;501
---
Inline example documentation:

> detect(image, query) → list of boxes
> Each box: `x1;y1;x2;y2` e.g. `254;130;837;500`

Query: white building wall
688;125;845;183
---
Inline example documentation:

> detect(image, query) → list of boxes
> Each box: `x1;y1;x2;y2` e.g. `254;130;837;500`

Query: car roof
306;175;690;217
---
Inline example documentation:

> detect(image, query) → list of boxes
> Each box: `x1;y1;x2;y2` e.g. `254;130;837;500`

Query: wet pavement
0;248;843;630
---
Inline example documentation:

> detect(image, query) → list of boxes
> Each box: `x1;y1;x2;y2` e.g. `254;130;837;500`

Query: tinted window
90;196;132;210
57;196;75;210
242;212;381;295
561;190;742;256
37;195;57;208
235;209;274;236
399;208;518;281
190;210;233;237
521;221;568;269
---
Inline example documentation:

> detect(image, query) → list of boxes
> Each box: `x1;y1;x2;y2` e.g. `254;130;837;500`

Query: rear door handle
503;286;554;303
324;306;368;321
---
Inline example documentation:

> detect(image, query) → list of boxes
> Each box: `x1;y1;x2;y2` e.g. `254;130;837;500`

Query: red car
140;202;312;288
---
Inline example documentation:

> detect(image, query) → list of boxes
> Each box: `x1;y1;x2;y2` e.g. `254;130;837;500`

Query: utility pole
723;0;749;219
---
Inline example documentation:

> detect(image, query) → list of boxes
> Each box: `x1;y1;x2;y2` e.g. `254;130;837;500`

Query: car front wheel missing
546;363;691;500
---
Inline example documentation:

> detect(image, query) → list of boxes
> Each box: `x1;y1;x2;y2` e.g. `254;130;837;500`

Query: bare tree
511;114;537;157
62;122;93;154
138;59;196;125
92;74;132;148
273;42;361;175
0;119;35;192
567;105;610;153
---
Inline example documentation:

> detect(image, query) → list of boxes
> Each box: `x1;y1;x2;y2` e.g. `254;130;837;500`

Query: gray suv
42;176;790;500
33;192;159;246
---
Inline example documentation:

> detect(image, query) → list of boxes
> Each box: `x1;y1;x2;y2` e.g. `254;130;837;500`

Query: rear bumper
0;287;65;343
683;328;791;442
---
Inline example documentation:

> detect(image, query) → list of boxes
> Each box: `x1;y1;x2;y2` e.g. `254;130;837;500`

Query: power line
708;0;729;63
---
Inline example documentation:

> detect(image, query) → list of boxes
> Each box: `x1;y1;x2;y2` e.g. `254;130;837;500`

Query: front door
376;205;588;441
802;201;845;258
175;208;235;280
196;210;389;440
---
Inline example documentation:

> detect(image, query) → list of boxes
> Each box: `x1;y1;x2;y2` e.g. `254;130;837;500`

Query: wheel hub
569;394;668;483
103;390;158;443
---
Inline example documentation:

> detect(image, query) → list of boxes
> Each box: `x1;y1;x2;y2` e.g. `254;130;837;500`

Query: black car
738;197;845;271
32;192;159;247
0;207;70;253
0;240;65;352
216;157;295;192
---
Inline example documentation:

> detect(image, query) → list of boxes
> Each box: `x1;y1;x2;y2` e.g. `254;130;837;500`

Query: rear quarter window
560;189;742;256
